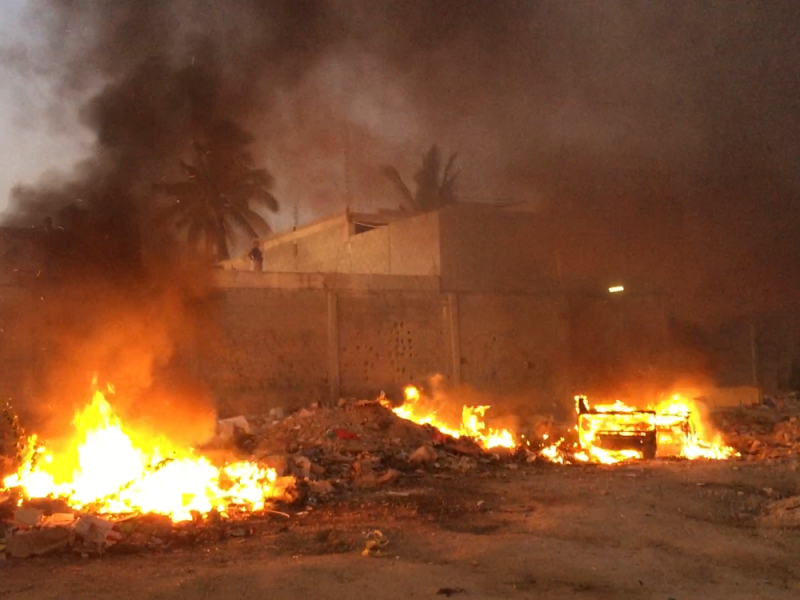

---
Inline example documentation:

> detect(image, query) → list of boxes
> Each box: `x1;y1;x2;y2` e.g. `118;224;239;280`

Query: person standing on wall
248;240;263;272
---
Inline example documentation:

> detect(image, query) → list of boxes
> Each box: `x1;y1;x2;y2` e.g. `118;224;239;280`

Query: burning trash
536;395;738;464
380;385;516;450
1;383;293;525
1;378;747;560
380;381;736;464
575;396;658;462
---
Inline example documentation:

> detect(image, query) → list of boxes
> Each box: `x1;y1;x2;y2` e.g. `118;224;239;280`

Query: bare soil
2;459;800;600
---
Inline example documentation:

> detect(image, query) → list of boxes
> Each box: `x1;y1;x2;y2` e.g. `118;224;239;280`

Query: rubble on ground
2;396;524;560
714;395;800;461
759;494;800;528
239;398;522;496
7;391;800;560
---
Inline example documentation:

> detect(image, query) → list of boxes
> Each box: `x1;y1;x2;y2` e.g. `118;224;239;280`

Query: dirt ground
2;459;799;600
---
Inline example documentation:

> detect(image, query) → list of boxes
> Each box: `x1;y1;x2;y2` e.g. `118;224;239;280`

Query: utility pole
750;319;759;390
343;121;352;212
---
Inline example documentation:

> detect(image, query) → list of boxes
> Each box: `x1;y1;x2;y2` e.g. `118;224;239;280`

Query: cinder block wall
337;291;450;399
457;293;570;400
199;272;573;416
197;287;330;416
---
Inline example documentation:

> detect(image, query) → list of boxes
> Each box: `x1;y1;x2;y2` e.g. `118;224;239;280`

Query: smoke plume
1;0;351;438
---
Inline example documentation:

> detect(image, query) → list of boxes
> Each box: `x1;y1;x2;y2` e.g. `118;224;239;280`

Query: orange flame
2;387;289;522
385;384;736;464
385;385;516;449
550;394;738;464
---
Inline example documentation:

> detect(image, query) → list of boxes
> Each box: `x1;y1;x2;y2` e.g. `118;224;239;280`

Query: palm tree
382;145;459;212
156;122;279;261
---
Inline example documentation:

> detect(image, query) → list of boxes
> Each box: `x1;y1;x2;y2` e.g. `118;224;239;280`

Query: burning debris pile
1;383;295;558
379;385;517;450
535;395;738;465
1;390;517;558
0;382;750;560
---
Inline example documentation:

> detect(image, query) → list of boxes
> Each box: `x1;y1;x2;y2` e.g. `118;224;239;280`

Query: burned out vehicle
575;396;694;460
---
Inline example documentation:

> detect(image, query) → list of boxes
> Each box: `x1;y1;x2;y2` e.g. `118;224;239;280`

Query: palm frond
228;206;271;239
158;125;281;260
381;166;417;210
241;168;275;189
439;153;459;206
214;217;231;260
250;188;280;213
442;153;459;185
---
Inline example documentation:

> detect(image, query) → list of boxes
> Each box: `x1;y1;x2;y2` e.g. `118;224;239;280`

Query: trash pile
2;397;525;560
0;497;293;558
714;396;800;461
235;398;523;493
8;389;786;560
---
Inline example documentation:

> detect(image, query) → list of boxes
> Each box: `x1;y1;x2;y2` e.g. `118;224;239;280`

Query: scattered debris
4;390;785;561
760;495;800;528
4;527;73;558
361;530;388;557
42;513;75;527
13;506;43;528
409;445;438;465
217;416;251;440
294;456;312;479
308;480;335;495
437;587;466;597
715;399;800;460
74;515;119;550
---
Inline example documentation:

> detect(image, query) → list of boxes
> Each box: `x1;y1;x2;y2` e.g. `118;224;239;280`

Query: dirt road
2;460;799;600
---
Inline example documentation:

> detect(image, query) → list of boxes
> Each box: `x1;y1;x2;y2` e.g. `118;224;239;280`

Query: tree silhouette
382;145;459;212
156;122;279;261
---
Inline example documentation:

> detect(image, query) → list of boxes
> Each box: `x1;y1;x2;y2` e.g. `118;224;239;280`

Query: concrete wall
197;287;331;416
200;272;573;415
337;291;450;399
262;220;350;273
457;293;569;402
225;212;441;277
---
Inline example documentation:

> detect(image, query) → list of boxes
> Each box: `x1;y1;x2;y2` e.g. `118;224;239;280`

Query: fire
387;384;735;463
652;395;737;460
2;387;288;522
385;385;516;449
557;394;737;464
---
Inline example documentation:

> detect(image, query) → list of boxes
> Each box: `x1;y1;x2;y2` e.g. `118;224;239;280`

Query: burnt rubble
0;398;524;560
4;393;800;559
714;394;800;461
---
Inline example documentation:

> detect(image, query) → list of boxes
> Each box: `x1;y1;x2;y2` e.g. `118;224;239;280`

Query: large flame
386;384;736;464
2;387;287;522
385;386;516;449
539;394;738;464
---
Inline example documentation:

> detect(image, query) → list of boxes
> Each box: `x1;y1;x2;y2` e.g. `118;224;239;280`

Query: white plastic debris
217;416;251;441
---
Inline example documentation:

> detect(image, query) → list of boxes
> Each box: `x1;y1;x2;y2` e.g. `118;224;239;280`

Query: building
206;204;671;415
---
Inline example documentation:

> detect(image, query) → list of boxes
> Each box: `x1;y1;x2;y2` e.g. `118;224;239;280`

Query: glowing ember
2;387;288;522
384;385;516;449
